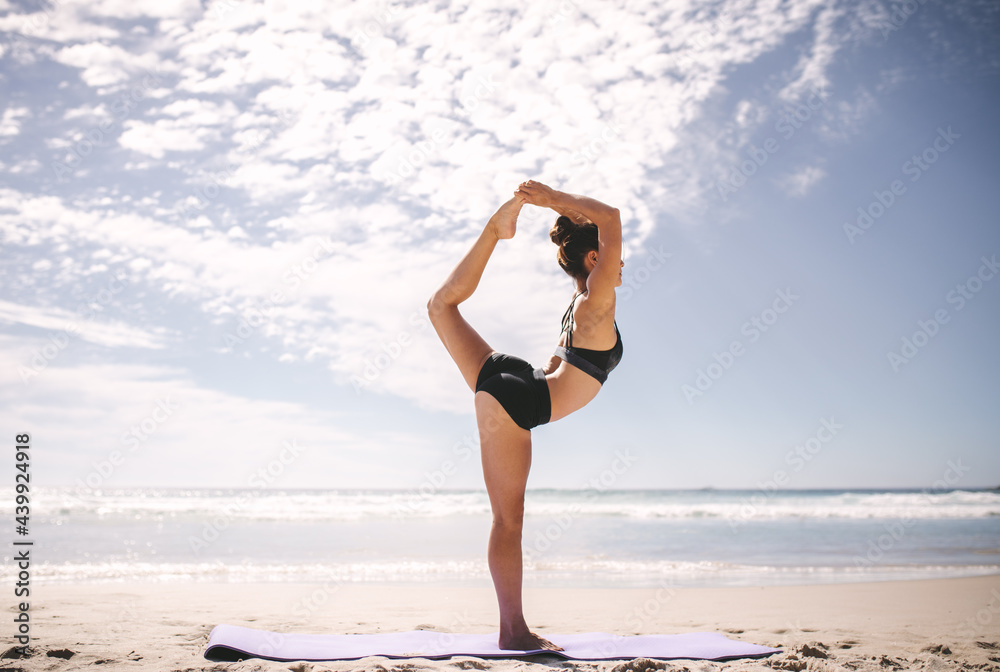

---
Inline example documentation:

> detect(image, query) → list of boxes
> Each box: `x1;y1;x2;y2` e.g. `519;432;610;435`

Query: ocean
3;487;998;588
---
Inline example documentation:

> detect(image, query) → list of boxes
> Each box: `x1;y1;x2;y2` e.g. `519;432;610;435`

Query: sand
3;575;999;671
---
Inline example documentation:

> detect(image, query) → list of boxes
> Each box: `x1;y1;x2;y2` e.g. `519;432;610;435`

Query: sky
1;0;998;491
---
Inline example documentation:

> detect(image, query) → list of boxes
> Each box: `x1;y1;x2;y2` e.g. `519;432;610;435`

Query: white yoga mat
204;624;782;662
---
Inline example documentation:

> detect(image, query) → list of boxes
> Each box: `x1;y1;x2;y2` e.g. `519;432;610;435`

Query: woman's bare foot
489;197;523;240
498;629;564;652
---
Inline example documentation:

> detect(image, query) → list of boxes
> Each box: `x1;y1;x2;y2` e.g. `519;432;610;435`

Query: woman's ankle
498;615;529;638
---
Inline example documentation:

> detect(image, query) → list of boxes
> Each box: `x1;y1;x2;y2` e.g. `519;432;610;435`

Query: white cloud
0;105;29;138
63;103;111;122
778;4;844;100
0;300;170;349
118;103;229;159
53;42;160;87
0;342;405;488
775;164;827;197
69;0;203;20
0;0;870;422
0;9;120;44
118;99;239;158
7;158;42;173
819;87;880;142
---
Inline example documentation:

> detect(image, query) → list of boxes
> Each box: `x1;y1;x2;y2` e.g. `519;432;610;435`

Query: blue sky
1;0;998;491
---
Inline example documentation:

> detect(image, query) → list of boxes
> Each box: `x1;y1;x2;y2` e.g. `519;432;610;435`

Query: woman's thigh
475;391;531;525
428;302;495;392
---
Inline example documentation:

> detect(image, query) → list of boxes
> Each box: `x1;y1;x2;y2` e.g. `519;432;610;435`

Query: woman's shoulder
574;290;616;323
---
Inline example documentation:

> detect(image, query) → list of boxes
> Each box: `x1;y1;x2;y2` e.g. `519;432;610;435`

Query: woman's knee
492;507;525;532
427;292;450;323
428;286;461;316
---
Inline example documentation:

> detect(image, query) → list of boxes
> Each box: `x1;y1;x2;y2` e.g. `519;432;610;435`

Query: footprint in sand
798;643;829;659
609;657;682;672
0;645;31;659
876;654;907;670
46;648;76;660
769;659;807;672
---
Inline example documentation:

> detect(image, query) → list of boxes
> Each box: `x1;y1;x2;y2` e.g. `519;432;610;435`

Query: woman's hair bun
548;214;600;281
549;215;576;246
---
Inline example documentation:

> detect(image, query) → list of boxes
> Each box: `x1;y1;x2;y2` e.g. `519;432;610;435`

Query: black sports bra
553;291;623;384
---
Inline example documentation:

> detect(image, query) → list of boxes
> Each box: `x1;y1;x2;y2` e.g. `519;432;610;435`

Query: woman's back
546;291;623;422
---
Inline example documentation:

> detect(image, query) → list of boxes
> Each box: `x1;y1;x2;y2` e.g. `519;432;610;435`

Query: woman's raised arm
515;180;622;305
549;192;619;230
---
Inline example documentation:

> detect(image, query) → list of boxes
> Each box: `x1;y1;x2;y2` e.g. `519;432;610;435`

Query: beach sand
4;575;999;671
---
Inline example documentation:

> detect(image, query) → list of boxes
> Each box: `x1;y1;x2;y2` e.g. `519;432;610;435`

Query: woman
426;179;624;651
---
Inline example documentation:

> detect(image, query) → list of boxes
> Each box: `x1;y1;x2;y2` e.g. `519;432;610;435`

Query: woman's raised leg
475;391;563;652
427;197;523;391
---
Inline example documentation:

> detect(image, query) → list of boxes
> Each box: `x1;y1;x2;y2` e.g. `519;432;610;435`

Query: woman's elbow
598;208;621;229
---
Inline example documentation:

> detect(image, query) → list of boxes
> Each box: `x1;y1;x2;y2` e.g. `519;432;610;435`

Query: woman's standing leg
475;391;562;651
428;192;557;649
427;197;523;391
